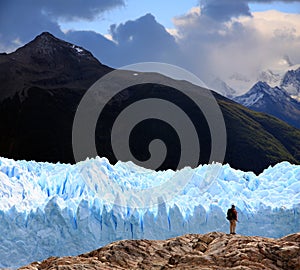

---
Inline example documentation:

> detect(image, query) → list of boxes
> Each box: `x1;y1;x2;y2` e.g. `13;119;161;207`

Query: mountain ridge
281;67;300;100
0;31;112;101
0;32;300;173
234;81;300;129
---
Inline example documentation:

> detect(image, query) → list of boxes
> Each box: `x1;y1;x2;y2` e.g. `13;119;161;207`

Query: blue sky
60;0;199;34
250;2;300;13
59;1;300;36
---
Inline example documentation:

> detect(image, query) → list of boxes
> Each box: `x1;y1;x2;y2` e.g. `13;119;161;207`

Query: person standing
227;204;238;234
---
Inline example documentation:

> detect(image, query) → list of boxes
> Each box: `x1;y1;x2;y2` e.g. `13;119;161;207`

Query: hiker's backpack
226;209;233;220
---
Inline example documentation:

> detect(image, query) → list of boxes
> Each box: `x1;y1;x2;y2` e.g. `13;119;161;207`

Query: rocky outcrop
20;232;300;269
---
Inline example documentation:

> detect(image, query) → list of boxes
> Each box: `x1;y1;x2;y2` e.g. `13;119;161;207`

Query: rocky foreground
20;232;300;270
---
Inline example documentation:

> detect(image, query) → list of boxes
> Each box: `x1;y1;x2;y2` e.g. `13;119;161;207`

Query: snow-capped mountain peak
233;81;288;107
281;67;300;98
257;64;300;88
257;70;283;87
13;32;97;63
218;56;300;97
233;81;300;129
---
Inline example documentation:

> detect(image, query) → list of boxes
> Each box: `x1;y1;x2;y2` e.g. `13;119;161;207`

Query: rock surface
20;232;300;270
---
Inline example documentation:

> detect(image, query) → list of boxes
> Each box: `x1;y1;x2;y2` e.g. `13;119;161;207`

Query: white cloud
1;1;299;95
236;10;300;43
173;6;201;27
104;33;115;42
165;28;180;39
0;0;124;50
170;8;300;93
235;10;300;72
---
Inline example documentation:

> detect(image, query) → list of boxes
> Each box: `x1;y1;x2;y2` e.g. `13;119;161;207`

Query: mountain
234;81;300;129
0;32;111;164
221;56;300;97
1;156;300;268
0;32;112;101
281;67;300;101
20;232;300;270
256;57;300;90
0;32;300;173
258;69;286;88
254;58;300;101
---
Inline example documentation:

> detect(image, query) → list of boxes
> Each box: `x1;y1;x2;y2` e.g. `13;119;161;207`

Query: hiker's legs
232;220;236;233
230;220;236;234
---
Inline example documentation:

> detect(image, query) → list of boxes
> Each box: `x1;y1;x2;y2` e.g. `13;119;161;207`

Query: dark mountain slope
0;32;111;101
219;98;300;171
0;32;111;164
0;33;300;173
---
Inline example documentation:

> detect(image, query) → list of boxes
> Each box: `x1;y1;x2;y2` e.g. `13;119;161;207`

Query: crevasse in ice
0;156;299;268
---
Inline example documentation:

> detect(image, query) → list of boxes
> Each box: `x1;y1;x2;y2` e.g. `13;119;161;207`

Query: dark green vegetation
0;32;299;174
218;98;300;172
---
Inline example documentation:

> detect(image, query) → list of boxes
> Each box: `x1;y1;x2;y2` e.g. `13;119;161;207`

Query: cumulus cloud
172;4;300;92
200;0;252;21
1;0;300;94
108;14;180;66
198;0;300;22
64;14;181;68
64;30;117;65
0;0;124;51
0;2;179;68
238;10;300;65
40;0;124;21
0;1;62;51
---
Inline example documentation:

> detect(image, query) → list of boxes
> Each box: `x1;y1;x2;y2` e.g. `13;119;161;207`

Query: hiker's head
232;204;235;209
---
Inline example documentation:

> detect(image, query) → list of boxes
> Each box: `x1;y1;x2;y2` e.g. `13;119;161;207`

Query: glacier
0;157;299;268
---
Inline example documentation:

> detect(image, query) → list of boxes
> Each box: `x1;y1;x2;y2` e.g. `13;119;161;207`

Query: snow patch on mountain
233;81;289;107
220;56;300;97
281;67;300;97
258;69;284;88
71;44;84;54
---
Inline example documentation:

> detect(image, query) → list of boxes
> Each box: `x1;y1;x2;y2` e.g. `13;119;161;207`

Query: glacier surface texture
0;157;299;268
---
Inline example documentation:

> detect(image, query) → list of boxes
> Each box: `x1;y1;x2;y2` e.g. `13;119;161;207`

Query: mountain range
214;56;300;100
0;32;300;173
281;67;300;101
210;55;300;103
234;81;300;130
210;55;300;130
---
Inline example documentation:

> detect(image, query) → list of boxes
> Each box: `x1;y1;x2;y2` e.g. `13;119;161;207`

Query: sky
0;0;300;93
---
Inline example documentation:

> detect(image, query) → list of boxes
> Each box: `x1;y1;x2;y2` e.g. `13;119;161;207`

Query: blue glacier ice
0;156;299;268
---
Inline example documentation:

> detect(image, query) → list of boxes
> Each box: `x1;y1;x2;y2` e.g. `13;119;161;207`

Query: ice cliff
0;156;299;268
